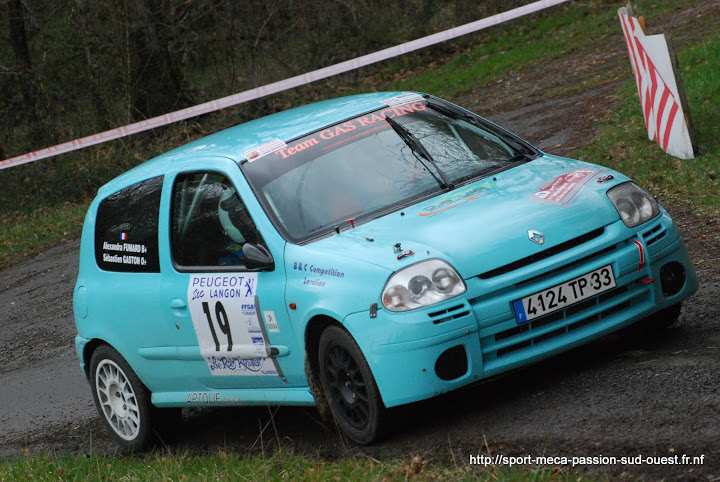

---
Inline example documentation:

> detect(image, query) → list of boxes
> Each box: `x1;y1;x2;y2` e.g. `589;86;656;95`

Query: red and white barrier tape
1;0;569;171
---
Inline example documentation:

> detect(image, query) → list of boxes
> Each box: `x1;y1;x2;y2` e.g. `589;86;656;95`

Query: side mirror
243;243;274;271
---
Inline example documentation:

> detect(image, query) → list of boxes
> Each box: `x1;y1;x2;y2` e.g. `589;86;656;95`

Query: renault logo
528;230;545;245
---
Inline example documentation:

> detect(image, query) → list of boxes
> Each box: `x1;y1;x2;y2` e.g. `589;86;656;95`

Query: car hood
303;156;626;279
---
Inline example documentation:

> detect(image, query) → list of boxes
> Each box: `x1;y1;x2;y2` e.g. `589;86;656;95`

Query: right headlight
607;182;660;228
382;259;466;312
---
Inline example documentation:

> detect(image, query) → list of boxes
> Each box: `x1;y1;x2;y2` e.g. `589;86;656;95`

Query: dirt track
2;2;720;479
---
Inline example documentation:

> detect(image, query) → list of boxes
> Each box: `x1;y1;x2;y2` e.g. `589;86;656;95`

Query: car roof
99;91;419;196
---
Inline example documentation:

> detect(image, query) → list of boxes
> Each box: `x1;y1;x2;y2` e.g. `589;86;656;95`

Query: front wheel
654;303;682;329
622;302;683;339
318;326;385;444
89;345;154;452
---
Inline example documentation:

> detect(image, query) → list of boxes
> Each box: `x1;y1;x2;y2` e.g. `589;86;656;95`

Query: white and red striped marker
618;7;695;160
1;0;569;171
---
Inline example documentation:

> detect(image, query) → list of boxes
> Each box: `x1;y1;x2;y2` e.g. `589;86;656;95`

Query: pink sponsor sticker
532;169;598;205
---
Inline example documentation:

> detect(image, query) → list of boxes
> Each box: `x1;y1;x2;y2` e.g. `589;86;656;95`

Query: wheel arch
82;338;110;379
304;314;345;419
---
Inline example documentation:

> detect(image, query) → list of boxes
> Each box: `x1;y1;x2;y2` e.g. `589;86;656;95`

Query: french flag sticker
120;232;128;241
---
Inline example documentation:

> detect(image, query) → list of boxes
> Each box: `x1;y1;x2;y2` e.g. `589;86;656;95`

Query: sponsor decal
242;138;286;162
382;93;425;106
263;311;279;333
292;261;345;279
275;103;427;160
187;273;278;376
186;392;243;405
532;169;598;205
419;182;496;216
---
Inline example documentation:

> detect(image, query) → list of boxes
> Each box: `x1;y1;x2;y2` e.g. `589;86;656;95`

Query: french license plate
512;265;616;324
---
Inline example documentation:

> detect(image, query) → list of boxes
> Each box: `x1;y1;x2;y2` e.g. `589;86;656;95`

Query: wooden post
666;35;699;155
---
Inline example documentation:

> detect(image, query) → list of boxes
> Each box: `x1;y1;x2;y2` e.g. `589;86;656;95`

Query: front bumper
343;213;698;408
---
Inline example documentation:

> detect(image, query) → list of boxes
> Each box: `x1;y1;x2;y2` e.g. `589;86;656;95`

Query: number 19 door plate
512;265;616;324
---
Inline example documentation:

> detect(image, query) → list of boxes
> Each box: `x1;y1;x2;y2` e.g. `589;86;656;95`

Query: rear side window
94;176;163;272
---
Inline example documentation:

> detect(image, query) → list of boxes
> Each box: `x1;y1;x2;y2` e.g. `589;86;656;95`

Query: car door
161;161;305;391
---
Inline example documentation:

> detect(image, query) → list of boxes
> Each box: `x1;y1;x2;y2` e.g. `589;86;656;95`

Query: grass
0;449;591;481
0;202;88;269
393;0;699;99
575;35;720;211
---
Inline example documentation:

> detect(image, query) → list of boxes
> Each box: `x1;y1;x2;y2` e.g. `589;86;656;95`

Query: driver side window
171;171;259;269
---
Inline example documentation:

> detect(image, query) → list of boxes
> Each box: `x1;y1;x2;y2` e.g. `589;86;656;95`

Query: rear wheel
89;345;154;452
318;326;385;444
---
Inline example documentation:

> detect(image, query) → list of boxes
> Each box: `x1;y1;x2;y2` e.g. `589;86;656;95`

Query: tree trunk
7;0;37;113
127;0;190;119
73;0;114;131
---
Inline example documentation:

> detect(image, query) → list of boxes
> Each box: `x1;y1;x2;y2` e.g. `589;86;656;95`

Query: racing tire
318;326;385;445
623;302;683;338
654;302;682;329
89;345;155;452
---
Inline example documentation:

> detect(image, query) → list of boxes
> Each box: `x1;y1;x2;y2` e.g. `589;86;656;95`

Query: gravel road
2;2;719;479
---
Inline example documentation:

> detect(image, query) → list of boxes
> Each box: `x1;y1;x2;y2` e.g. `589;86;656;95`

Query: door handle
170;298;187;309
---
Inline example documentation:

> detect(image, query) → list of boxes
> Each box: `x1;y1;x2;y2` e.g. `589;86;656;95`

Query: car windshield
242;100;535;243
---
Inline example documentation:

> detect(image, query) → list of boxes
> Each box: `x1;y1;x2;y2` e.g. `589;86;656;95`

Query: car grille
477;228;604;280
482;284;640;361
477;280;651;373
468;226;660;376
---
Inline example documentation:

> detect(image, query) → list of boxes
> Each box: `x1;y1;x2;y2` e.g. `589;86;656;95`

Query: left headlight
607;182;660;228
382;259;467;312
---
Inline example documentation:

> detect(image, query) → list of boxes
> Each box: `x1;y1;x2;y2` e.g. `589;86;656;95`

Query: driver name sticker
242;138;287;162
187;274;277;376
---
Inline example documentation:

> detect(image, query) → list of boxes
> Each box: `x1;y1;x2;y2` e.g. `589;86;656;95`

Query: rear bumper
344;214;698;408
75;335;90;378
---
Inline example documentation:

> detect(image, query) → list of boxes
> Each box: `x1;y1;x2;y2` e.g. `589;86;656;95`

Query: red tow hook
633;240;646;271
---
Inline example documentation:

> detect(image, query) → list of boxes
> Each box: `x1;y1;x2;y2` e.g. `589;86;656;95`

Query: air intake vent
428;304;470;324
641;223;667;246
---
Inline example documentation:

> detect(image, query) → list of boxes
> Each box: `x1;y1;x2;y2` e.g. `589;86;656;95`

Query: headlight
607;182;660;228
382;259;466;312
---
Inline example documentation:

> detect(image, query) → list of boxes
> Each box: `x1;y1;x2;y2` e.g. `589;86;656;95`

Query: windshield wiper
426;100;539;158
385;115;454;191
426;101;473;123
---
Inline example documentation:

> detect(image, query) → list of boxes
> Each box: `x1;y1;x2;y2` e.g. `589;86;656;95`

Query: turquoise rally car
74;92;698;449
